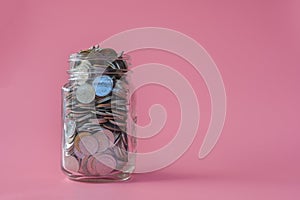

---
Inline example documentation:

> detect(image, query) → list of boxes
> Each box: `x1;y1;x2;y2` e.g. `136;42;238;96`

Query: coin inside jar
93;131;110;152
99;48;118;62
64;120;76;138
93;153;117;175
112;59;127;70
92;75;113;97
76;83;95;104
64;155;80;172
78;135;99;155
74;132;91;154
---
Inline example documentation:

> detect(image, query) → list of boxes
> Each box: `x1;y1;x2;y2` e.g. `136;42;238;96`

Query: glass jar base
64;171;132;183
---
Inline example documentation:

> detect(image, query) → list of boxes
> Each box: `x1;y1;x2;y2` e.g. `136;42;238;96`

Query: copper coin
74;132;91;152
96;96;111;104
86;155;96;175
95;103;111;108
103;123;120;131
109;119;126;127
78;155;90;174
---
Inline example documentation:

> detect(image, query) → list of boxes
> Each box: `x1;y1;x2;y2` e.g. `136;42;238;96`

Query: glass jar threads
61;46;136;182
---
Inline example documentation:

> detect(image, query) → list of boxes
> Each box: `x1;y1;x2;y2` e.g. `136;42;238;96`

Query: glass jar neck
68;47;130;82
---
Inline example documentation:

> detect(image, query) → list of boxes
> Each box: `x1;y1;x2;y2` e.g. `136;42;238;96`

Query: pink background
1;0;299;199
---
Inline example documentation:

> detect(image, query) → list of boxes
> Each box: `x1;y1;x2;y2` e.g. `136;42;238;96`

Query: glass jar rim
69;53;130;62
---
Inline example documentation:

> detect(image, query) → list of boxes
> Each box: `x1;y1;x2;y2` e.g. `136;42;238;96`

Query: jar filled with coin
61;45;136;182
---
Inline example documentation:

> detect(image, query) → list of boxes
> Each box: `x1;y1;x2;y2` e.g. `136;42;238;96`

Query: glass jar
61;46;136;182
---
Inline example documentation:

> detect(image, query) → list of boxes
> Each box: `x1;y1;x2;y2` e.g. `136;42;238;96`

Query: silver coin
70;109;90;114
93;132;110;152
112;88;127;99
64;142;74;152
111;99;127;105
71;60;91;70
77;125;93;132
72;60;91;85
76;113;94;122
109;119;126;127
112;105;127;111
80;60;92;68
110;112;127;121
64;155;80;172
79;135;99;155
76;83;95;104
99;48;118;62
65;120;76;138
93;153;117;175
89;126;105;132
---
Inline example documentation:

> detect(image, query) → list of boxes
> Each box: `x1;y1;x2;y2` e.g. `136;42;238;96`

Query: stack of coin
62;46;132;176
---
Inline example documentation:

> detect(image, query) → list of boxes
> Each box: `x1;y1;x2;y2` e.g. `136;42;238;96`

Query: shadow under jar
61;47;136;182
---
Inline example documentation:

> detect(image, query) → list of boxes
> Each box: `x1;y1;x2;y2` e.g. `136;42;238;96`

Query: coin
71;60;91;85
111;112;127;121
76;113;94;123
112;59;127;70
64;120;76;138
111;109;127;116
74;132;91;153
86;155;96;175
112;88;127;99
65;141;74;152
88;125;105;132
79;155;90;174
96;103;111;108
111;99;127;106
79;135;99;155
74;146;85;159
109;119;126;127
102;129;115;145
115;79;129;90
92;75;113;97
76;83;95;104
111;105;127;112
93;153;117;175
64;155;80;172
93;110;110;116
93;131;110;152
111;145;128;162
96;96;111;104
97;118;108;124
99;48;118;62
76;103;95;108
103;123;121;131
72;60;91;69
76;69;88;85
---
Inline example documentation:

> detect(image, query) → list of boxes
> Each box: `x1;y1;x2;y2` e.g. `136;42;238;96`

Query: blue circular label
92;75;113;97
